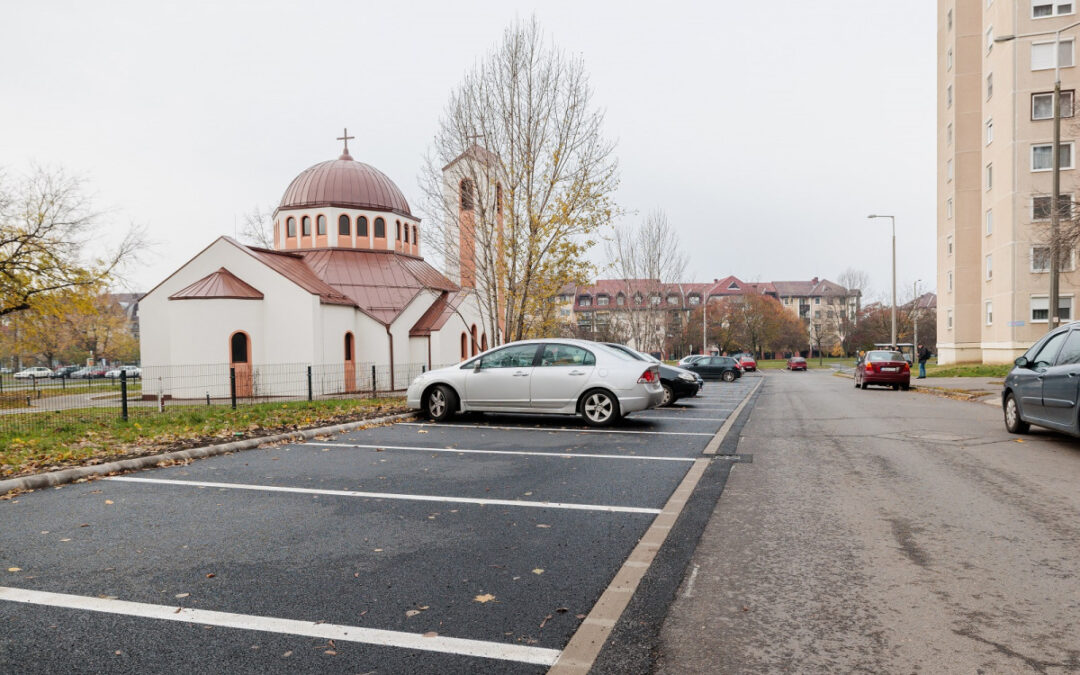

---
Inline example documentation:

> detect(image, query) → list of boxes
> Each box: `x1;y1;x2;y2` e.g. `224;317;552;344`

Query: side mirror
1014;356;1029;369
473;359;483;371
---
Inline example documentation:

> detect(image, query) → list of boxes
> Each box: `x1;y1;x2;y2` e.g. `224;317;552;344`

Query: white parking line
629;416;724;422
106;477;663;514
307;443;697;462
0;586;561;666
397;423;714;437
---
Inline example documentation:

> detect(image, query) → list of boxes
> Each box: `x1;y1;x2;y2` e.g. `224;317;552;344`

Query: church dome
278;153;412;217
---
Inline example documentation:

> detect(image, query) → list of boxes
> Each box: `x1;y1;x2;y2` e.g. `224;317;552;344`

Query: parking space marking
307;442;698;463
0;586;561;666
704;378;762;455
106;477;663;514
397;423;715;437
628;416;725;422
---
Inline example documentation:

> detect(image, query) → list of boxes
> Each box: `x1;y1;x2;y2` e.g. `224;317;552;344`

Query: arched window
412;226;418;246
286;217;296;237
358;216;368;236
403;223;409;243
338;214;351;236
374;217;385;238
301;216;311;236
461;332;468;360
481;333;488;351
316;215;327;235
471;325;479;356
230;331;249;363
460;179;475;211
396;221;402;240
344;332;354;361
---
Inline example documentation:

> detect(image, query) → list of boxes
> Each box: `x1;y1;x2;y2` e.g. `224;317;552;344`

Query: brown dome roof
278;155;412;217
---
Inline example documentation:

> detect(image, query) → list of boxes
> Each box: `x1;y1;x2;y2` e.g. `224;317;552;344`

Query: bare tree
419;16;619;345
605;209;688;352
0;165;143;318
238;205;274;249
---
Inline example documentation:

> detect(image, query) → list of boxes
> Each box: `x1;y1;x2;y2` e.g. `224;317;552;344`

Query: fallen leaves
474;593;496;603
7;567;21;572
175;593;190;599
104;500;114;505
422;631;438;638
532;569;544;575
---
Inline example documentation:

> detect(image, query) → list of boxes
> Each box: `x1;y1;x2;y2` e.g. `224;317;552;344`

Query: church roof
169;267;264;300
410;291;468;336
278;157;413;218
244;247;357;307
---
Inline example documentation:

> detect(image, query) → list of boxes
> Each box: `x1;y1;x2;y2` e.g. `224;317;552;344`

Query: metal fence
0;361;448;435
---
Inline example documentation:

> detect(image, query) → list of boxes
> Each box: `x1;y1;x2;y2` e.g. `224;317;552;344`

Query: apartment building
939;0;1080;364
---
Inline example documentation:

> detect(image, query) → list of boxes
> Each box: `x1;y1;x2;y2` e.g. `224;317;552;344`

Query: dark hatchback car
685;355;742;382
601;343;702;405
854;350;911;390
1003;321;1080;436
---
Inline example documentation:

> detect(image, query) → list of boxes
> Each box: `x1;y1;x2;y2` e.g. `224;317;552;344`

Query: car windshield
867;351;904;362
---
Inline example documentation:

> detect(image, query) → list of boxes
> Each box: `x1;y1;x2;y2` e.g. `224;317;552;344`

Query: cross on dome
337;128;355;160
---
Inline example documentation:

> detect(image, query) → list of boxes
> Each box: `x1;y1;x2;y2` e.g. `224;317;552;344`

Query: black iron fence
0;361;450;435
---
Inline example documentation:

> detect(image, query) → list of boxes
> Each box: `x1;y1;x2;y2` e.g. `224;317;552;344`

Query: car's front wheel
722;370;736;382
1003;392;1029;434
424;385;457;422
580;389;620;427
661;384;674;407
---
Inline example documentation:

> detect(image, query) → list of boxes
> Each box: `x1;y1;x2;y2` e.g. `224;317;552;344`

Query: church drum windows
374;217;386;239
338;214;350;237
302;216;311;237
317;215;327;236
358;216;369;237
403;223;409;243
412;226;418;248
286;217;296;237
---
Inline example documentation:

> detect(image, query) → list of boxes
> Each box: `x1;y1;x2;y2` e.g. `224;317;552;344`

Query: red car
786;356;807;371
737;355;757;372
855;350;911;390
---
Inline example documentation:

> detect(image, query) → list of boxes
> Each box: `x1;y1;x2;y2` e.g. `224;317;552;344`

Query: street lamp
997;20;1080;327
913;279;922;349
868;214;897;347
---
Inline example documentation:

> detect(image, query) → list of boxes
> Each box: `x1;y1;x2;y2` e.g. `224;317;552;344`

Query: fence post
307;366;313;402
371;365;377;396
230;367;237;410
422;364;426;373
120;370;129;422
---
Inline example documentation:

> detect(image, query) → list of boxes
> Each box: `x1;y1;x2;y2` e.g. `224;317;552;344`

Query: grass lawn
924;361;1011;378
1;396;406;481
756;357;850;370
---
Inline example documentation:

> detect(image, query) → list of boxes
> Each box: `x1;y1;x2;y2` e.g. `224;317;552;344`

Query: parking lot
0;376;760;674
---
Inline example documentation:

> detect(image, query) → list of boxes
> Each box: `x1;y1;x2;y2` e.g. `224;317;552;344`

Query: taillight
637;367;659;383
901;362;910;372
865;363;874;372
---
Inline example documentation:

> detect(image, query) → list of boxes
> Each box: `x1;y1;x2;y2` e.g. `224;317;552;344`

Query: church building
139;133;489;398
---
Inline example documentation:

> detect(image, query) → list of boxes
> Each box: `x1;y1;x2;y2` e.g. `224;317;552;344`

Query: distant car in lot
677;354;708;367
14;367;53;379
72;366;109;379
407;339;665;427
787;356;808;371
51;365;80;378
736;354;757;371
854;350;910;390
601;343;702;406
1003;321;1080;436
105;365;141;379
685;355;742;382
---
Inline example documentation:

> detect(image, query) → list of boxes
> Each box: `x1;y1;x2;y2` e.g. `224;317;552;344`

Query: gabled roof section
169;267;264;300
442;144;501;172
410;291;469;336
242;245;357;307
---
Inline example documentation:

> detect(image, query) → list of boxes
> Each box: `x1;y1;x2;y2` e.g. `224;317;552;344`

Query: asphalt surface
656;369;1080;673
0;377;759;673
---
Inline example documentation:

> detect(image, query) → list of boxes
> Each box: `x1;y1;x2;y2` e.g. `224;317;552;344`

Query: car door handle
568;370;586;376
513;371;530;377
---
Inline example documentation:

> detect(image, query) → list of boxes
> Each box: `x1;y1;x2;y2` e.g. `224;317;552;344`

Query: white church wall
389;289;442;388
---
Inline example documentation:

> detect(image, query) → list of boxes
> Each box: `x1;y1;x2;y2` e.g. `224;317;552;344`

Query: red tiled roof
278;157;413;217
244;247;357;307
169;267;264;300
410;291;468;336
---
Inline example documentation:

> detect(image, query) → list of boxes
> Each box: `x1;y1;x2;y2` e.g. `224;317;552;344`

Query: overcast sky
1;1;936;303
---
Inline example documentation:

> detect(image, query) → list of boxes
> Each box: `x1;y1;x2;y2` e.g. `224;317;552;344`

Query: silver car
406;339;665;427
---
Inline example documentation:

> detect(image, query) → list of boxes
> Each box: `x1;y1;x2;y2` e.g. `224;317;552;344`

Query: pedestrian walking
917;343;931;379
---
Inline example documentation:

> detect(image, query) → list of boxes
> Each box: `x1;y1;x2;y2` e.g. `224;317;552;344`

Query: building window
947;234;953;255
338;214;350;236
986;254;993;280
986;301;993;325
413;226;418;246
396;221;401;240
460;179;475;210
1032;91;1075;119
286;217;296;237
1032;295;1074;322
1033;194;1074;220
1032;39;1074;70
986;209;993;235
815;297;820;304
667;295;679;305
616;293;626;306
947;159;954;181
404;223;409;243
358;216;368;237
947;309;954;329
947;8;953;29
986;26;994;53
947;48;953;71
1031;245;1077;271
461;333;468;360
578;295;592;307
947;123;953;145
316;215;326;235
1033;1;1075;18
948;270;954;292
301;216;311;236
374;217;385;238
634;293;643;305
947;84;953;108
688;294;700;306
947;198;953;219
986;118;994;144
1032;142;1074;171
650;294;661;306
986;163;993;190
987;73;994;99
597;294;609;306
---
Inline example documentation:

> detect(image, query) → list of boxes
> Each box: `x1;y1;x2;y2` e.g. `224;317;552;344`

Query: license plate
882;367;898;372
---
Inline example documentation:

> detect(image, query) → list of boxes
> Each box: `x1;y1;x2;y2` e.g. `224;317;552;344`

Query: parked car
77;366;109;379
787;356;808;371
1003;321;1080;436
105;365;141;379
737;354;757;372
406;339;665;427
14;367;53;379
677;355;708;367
51;365;80;378
854;350;911;390
685;355;742;382
601;342;702;406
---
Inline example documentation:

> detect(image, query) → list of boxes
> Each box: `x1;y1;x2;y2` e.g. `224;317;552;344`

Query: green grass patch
757;357;850;370
925;362;1011;378
1;396;405;480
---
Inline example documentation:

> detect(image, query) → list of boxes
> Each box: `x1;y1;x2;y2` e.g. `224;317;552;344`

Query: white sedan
13;367;53;379
407;339;665;427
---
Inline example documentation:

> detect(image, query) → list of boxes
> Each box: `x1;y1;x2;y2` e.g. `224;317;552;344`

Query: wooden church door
344;332;356;393
230;331;253;397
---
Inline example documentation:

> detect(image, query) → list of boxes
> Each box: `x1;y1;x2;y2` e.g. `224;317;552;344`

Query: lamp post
997;20;1080;327
913;279;921;349
868;214;897;347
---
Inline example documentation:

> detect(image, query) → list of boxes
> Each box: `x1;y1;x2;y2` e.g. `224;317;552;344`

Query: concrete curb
0;411;418;495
